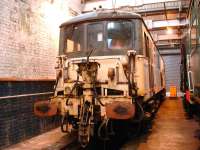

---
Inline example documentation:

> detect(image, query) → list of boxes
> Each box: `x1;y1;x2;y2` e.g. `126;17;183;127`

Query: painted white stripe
0;92;54;100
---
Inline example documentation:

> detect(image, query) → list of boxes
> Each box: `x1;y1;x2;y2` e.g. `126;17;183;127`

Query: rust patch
106;101;135;120
34;100;57;117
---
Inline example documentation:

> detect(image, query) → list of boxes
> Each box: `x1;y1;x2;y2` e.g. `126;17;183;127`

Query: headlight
120;56;129;68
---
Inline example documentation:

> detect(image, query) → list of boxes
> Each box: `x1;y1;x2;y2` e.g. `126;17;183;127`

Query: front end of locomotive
34;11;144;147
54;51;137;146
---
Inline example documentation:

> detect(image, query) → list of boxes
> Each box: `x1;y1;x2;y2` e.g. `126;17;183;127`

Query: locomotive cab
34;10;166;147
58;17;137;95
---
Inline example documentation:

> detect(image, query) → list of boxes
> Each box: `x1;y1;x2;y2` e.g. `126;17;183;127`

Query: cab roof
60;10;142;27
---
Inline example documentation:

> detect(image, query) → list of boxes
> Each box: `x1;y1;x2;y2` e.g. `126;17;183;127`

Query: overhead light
167;27;173;34
40;1;69;47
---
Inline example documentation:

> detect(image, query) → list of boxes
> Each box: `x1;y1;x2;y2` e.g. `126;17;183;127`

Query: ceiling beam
82;0;189;14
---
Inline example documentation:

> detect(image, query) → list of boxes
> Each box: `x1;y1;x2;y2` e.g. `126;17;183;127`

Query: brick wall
0;0;82;148
0;0;81;79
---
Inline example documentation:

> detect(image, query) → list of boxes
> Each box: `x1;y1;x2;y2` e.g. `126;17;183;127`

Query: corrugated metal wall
162;54;181;92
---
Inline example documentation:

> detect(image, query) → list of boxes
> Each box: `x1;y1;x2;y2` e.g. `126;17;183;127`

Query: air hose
97;118;110;141
93;82;105;107
66;75;80;105
132;99;145;123
61;113;69;133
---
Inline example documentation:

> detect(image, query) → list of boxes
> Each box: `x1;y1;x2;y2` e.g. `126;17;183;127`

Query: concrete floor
122;97;200;150
4;128;71;150
5;97;200;150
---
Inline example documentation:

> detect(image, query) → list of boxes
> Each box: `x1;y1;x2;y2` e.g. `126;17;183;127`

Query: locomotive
180;0;200;119
34;10;166;147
